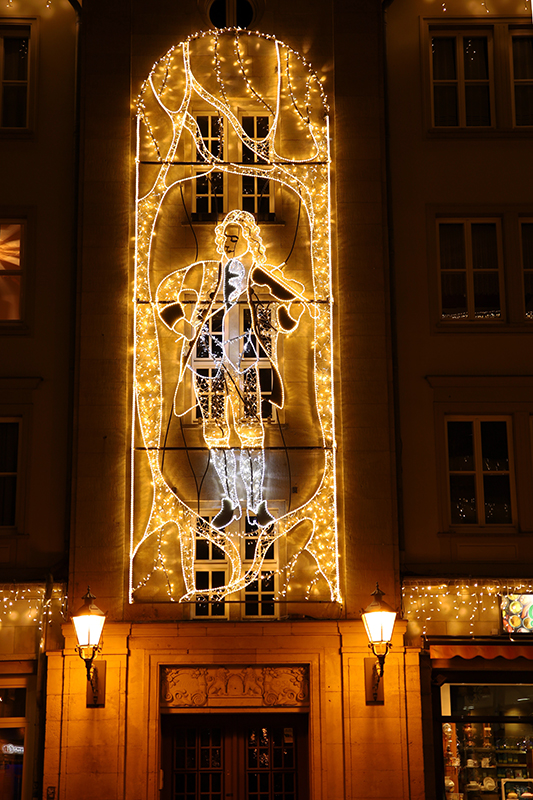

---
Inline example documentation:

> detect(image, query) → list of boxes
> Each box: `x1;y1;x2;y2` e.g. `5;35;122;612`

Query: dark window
0;420;19;527
446;418;513;526
438;220;501;321
432;34;491;128
513;36;533;126
0;26;30;129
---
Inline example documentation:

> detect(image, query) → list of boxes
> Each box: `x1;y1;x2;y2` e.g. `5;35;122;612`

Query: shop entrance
160;713;309;800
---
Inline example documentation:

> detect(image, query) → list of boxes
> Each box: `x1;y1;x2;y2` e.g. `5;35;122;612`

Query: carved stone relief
160;665;309;709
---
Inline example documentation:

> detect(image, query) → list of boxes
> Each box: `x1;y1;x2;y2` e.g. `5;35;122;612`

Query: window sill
434;321;533;333
427;128;533;139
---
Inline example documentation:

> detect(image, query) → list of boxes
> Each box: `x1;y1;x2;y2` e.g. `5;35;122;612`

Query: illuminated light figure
157;209;307;528
131;29;341;606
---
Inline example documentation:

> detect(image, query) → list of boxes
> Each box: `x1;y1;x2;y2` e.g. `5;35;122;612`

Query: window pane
433;85;458;126
463;37;488;80
515;85;533;126
441;273;467;319
439;224;465;269
465;84;490;126
448;421;474;470
471;223;498;270
450;474;477;524
208;0;226;27
3;37;28;81
483;474;512;523
0;727;24;800
513;37;533;80
196;538;210;560
480;420;508;471
236;0;254;28
256;116;269;138
242;116;254;137
432;38;457;80
1;85;27;128
0;689;25;718
522;223;533;269
525;271;533;318
0;422;18;473
473;272;500;318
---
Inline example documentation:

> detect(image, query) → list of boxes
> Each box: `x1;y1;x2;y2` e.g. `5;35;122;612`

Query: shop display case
440;685;533;800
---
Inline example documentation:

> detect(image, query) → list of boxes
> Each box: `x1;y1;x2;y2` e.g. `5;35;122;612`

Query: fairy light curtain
130;29;340;608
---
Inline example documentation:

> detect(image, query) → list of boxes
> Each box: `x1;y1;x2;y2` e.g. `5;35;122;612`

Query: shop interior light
72;587;106;707
361;583;397;703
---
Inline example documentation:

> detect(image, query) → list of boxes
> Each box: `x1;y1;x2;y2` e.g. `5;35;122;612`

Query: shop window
241;115;274;221
446;417;514;527
0;419;19;528
431;33;493;128
0;222;23;322
0;25;30;130
160;713;308;800
440;683;533;800
438;219;503;321
512;35;533;127
0;685;27;800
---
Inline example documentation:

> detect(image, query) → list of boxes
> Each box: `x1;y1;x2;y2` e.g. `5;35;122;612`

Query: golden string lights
131;29;339;609
402;579;533;638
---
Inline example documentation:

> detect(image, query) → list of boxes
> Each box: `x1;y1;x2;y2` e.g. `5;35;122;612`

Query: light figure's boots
211;448;240;528
241;449;275;527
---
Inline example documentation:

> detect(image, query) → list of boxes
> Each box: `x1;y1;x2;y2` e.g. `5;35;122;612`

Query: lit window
512;35;533;127
194;516;227;618
243;516;276;618
431;33;492;128
0;420;19;528
446;418;514;526
438;219;503;321
241;115;273;220
194;115;225;220
0;222;23;321
0;25;30;130
521;221;533;319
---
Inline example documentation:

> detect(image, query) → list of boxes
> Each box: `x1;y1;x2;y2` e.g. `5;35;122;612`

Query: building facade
0;0;532;798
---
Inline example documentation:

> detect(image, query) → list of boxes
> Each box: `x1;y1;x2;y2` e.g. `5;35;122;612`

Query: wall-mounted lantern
71;587;106;707
361;583;397;704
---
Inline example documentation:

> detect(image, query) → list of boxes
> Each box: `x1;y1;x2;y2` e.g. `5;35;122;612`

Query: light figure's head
215;210;267;265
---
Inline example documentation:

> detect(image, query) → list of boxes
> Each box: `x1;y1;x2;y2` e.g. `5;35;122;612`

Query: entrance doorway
160;713;309;800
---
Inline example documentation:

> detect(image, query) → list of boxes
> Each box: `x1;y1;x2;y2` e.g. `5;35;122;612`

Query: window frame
429;29;495;130
422;17;533;137
436;216;505;323
0;18;37;138
510;29;533;128
0;218;25;326
428;205;533;331
444;415;516;530
0;675;35;800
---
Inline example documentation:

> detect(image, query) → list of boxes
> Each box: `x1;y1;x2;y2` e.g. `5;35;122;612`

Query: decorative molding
161;665;309;708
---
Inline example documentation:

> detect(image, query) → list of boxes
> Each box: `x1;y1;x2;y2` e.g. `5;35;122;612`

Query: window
426;21;533;133
0;222;23;321
208;0;255;29
512;34;533;127
0;420;19;528
243;515;276;617
521;220;533;318
438;219;503;321
0;25;30;130
431;33;492;128
446;417;514;527
191;305;277;426
194;516;227;617
193;115;225;220
0;684;27;800
241;115;273;220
